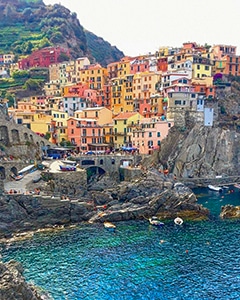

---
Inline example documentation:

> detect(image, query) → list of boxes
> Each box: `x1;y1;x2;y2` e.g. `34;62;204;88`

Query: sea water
1;186;240;300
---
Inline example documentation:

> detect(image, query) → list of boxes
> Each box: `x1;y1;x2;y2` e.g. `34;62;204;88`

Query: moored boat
174;217;183;225
208;185;223;192
10;174;24;181
104;221;116;230
59;165;76;171
234;183;240;190
149;216;164;226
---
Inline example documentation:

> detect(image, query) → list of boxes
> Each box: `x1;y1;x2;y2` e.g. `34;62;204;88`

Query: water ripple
1;218;240;299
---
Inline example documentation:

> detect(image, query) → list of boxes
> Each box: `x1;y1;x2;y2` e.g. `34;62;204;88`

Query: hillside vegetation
0;0;124;66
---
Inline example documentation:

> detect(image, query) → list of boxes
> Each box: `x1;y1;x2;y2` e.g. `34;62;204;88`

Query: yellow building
30;113;52;141
122;74;134;113
111;77;124;115
102;123;114;146
11;101;36;128
107;57;131;79
74;107;113;126
78;64;108;91
51;110;69;144
113;112;144;148
192;56;212;79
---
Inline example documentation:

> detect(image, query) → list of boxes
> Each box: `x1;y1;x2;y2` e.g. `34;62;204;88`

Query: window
149;132;152;137
157;132;161;137
197;65;200;70
175;100;181;105
205;66;209;70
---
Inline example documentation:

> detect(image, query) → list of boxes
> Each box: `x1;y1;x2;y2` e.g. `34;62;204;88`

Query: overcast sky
44;0;240;57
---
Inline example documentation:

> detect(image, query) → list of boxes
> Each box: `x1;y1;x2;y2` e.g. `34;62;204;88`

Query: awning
121;146;138;151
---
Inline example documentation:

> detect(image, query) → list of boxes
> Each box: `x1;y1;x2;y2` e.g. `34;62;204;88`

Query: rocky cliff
0;260;48;300
158;83;240;180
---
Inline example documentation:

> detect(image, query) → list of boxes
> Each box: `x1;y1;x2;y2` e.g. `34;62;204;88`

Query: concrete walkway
4;169;42;194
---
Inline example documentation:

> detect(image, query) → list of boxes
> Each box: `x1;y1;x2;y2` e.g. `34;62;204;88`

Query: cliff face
161;124;240;178
0;260;45;300
0;0;124;66
159;83;240;179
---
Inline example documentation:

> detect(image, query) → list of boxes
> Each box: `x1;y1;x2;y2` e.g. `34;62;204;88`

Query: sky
44;0;240;57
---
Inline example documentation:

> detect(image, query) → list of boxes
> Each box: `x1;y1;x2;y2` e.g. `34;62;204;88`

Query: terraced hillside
0;0;124;66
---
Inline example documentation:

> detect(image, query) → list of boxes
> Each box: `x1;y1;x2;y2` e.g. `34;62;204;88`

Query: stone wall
0;110;53;160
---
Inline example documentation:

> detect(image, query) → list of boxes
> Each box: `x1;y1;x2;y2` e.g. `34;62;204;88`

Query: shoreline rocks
0;260;50;300
0;170;214;239
220;204;240;219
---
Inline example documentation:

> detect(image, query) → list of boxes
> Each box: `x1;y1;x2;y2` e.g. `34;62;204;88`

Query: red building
19;46;70;70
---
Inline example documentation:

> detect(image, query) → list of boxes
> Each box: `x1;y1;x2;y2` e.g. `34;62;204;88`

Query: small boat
59;165;76;171
174;217;183;225
234;183;240;189
104;221;116;231
18;164;35;175
208;185;223;192
149;216;164;226
61;160;77;165
32;175;42;183
222;185;229;189
10;174;24;181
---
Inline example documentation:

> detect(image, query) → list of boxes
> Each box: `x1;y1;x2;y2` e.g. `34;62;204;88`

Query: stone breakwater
0;171;210;239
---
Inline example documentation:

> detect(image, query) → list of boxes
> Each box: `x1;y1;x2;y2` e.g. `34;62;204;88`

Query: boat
222;185;229;190
10;174;24;181
103;221;116;231
149;216;164;226
174;217;183;225
59;165;76;171
18;164;35;175
61;160;77;165
234;183;240;189
208;185;223;192
32;175;42;183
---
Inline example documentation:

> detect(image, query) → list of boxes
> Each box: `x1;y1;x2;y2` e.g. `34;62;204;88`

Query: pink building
130;57;150;74
131;118;174;154
67;118;104;153
19;46;70;70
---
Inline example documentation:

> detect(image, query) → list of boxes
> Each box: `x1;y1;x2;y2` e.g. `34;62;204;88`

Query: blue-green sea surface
1;187;240;300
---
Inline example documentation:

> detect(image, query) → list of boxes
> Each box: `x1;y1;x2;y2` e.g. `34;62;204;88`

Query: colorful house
67;117;104;153
19;46;70;70
113;112;144;148
131;118;174;154
74;107;112;126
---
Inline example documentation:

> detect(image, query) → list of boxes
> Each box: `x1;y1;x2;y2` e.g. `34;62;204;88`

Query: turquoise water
1;187;240;300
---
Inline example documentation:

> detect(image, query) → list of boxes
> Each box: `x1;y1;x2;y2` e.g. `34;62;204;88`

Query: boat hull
208;185;223;192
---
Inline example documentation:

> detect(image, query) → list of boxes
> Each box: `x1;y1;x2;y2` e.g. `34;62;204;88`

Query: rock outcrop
88;172;209;223
220;205;240;219
0;170;209;239
0;260;48;300
159;124;240;179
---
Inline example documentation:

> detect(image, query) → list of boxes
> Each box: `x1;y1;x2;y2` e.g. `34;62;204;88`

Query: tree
24;79;42;91
58;52;70;63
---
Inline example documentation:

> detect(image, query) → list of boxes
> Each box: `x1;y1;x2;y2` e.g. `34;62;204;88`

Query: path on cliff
4;169;42;194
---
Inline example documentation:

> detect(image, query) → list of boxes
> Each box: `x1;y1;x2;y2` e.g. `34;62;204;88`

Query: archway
11;129;20;144
10;166;18;176
0;126;10;146
0;166;6;180
86;166;106;183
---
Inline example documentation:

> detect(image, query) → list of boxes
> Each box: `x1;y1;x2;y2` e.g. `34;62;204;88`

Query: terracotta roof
114;112;138;120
